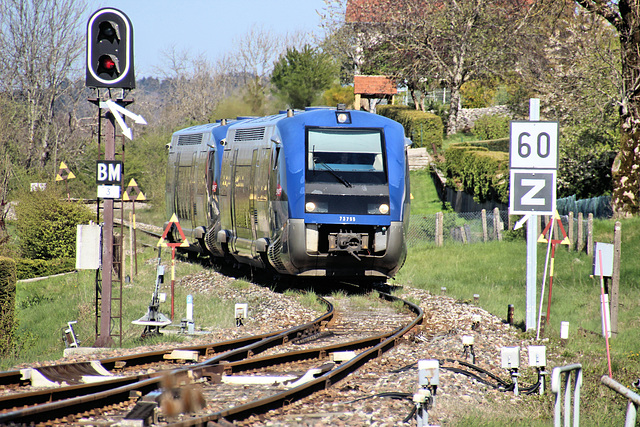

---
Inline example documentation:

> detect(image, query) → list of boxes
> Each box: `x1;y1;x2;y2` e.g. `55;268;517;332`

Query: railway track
0;291;422;426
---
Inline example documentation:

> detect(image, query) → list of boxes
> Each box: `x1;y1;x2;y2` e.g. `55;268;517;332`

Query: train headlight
305;201;328;213
335;111;351;124
368;203;390;214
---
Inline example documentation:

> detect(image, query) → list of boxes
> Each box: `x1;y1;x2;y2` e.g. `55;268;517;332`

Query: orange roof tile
353;75;397;95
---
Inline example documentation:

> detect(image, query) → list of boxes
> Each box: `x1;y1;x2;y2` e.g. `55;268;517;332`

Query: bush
444;143;509;204
557;123;617;198
0;256;17;356
377;105;444;150
15;188;93;260
473;114;510;141
15;257;75;280
322;84;355;108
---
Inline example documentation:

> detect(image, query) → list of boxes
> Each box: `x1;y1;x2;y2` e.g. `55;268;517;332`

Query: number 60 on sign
509;121;558;170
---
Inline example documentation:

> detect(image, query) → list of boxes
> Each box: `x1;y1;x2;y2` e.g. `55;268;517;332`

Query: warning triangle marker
123;178;147;201
55;161;76;181
538;210;570;245
158;214;190;248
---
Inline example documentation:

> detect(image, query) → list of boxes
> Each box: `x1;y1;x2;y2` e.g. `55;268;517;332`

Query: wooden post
129;211;134;281
481;209;488;242
568;212;574;252
587;213;594;256
611;221;621;335
436;212;444;246
577;212;584;253
494;207;503;241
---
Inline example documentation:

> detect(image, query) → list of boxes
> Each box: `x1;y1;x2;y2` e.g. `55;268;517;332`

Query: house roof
353;75;397;95
346;0;393;23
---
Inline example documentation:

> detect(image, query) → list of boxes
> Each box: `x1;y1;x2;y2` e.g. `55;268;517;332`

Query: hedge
0;256;16;356
443;143;509;204
15;257;76;280
377;105;444;151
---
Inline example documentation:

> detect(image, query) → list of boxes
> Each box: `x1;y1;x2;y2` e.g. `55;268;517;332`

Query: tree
0;0;85;169
346;0;544;135
574;0;640;215
271;45;337;109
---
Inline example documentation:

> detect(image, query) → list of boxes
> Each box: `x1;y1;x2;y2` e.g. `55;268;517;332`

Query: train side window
272;146;280;170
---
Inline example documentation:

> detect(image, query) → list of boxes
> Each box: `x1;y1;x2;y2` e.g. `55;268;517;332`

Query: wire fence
408;209;597;254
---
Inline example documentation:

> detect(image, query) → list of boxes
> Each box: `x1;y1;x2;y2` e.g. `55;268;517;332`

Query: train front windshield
306;128;387;184
305;128;390;215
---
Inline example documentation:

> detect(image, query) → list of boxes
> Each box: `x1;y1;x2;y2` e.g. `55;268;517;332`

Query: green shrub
444;143;509;204
322;84;355;108
473;114;510;141
377;105;444;151
0;256;17;356
15;257;75;280
15;188;93;260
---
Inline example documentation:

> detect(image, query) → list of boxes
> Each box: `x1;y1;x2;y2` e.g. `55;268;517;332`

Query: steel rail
0;297;334;423
166;291;423;426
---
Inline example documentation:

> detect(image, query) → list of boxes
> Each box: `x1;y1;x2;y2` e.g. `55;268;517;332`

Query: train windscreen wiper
313;157;352;188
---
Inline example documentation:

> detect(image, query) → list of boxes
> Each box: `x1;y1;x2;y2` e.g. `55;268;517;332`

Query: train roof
227;106;403;131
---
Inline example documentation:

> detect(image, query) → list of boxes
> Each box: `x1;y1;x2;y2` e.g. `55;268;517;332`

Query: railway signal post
86;8;139;347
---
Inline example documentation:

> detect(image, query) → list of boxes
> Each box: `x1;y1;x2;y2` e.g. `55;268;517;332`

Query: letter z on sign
509;170;556;215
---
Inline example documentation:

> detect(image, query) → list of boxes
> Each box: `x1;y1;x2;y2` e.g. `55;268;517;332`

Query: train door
255;147;270;238
249;149;259;258
231;147;253;256
219;147;236;250
189;151;197;231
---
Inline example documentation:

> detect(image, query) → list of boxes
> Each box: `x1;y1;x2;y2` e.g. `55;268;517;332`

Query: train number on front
339;216;356;222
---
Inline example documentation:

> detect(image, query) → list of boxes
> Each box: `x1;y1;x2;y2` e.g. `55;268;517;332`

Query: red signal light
101;56;116;70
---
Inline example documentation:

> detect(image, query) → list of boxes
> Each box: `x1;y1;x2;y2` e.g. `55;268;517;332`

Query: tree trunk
612;7;640;216
446;86;462;136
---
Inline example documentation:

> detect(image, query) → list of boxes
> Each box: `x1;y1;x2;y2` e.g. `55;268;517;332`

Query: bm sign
96;160;123;185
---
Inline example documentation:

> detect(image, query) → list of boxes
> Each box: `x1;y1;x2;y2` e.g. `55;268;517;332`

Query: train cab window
306;128;386;184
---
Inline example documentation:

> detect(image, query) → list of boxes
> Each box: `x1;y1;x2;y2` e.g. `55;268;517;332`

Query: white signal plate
97;185;121;199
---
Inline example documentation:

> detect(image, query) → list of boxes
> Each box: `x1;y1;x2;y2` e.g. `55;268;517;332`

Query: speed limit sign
509;121;558;169
509;121;559;215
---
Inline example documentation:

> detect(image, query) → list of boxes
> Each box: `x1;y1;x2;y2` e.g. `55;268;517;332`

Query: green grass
409;168;451;215
2;246;236;369
394;216;640;425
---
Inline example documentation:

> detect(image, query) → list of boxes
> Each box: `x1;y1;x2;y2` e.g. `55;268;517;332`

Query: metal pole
526;98;540;331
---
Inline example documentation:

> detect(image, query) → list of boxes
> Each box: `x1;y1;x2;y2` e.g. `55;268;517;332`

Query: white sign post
509;100;559;331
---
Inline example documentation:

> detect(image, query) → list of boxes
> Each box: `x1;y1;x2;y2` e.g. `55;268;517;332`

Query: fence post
551;364;583;427
577;212;584;253
482;209;488;242
493;207;503;241
611;221;621;335
436;212;444;247
568;212;574;252
587;213;594;256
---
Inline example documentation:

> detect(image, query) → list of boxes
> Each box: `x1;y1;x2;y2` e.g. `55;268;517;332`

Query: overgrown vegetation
443;143;509;204
0;256;17;357
14;188;93;260
377;104;444;150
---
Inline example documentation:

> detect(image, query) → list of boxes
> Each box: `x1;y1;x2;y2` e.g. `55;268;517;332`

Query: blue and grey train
165;106;411;280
